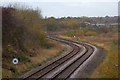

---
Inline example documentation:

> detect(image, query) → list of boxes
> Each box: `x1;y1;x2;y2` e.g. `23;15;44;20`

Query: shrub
85;31;97;36
2;6;48;73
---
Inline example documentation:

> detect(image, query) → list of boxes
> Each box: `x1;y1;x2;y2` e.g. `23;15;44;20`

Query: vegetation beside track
2;6;66;78
2;3;118;78
60;32;118;78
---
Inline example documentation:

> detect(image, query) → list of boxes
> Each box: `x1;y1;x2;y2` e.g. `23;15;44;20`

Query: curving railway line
19;36;97;79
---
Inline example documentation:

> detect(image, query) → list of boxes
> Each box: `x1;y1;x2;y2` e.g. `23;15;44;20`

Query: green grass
89;41;118;78
97;43;118;78
81;39;118;78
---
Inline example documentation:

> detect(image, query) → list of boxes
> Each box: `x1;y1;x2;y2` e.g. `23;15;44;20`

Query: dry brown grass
79;33;118;78
60;32;118;78
3;39;66;78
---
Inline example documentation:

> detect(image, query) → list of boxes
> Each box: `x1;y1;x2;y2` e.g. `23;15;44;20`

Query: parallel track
20;36;95;79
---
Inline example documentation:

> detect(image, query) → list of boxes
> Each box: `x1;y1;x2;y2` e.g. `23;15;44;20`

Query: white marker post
12;58;19;65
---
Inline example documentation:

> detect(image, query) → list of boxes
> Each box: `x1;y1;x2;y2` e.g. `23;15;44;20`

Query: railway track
19;36;96;79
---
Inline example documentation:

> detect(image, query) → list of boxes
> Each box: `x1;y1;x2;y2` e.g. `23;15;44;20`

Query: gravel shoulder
71;46;106;78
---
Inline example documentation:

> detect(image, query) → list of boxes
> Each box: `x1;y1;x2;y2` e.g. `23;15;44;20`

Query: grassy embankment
2;6;66;78
78;33;118;78
60;29;118;78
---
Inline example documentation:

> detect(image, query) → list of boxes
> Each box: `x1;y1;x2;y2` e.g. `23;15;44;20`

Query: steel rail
22;36;82;79
20;36;95;80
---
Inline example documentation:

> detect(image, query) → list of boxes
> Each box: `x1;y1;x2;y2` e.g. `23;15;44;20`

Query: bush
66;31;75;37
2;6;48;73
85;31;97;36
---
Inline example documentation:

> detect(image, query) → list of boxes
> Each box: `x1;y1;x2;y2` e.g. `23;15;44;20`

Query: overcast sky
0;0;119;18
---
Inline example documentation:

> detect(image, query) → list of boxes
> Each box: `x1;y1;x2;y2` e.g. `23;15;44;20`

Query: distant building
82;22;118;27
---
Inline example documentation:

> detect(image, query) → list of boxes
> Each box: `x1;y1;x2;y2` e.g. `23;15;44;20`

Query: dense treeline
2;6;48;74
44;16;118;32
45;16;118;37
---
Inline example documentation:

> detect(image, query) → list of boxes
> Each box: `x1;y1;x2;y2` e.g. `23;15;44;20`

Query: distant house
80;22;118;28
89;23;117;27
109;23;118;27
96;23;106;26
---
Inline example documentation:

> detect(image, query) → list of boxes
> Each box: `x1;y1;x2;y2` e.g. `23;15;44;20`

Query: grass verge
2;39;66;78
60;32;118;78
